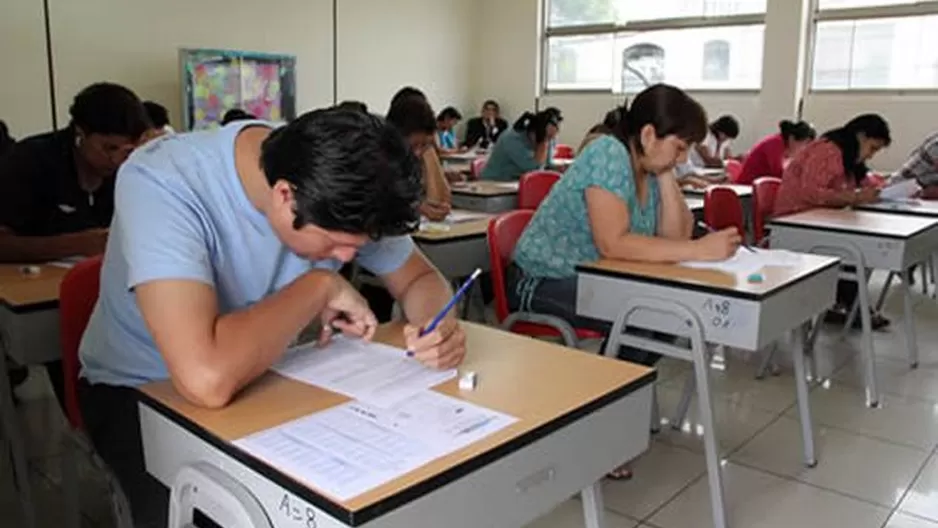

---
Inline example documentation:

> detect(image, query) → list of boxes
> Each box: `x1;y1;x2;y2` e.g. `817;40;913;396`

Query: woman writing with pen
506;84;740;479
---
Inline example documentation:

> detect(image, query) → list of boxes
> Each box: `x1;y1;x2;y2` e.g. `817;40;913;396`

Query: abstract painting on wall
180;48;296;130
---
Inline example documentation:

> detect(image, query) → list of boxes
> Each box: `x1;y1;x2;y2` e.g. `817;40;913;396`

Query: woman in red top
774;113;891;327
736;120;815;184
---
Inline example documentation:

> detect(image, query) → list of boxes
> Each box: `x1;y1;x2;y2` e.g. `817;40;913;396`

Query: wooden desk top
412;212;492;244
856;199;938;218
683;183;752;197
769;208;938;239
451;181;519;196
0;264;68;311
138;322;655;523
577;252;840;300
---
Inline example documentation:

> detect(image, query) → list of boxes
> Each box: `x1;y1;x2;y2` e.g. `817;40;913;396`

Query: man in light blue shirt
78;108;466;527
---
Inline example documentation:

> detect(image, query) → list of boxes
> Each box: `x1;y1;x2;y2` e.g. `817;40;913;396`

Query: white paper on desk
682;248;802;275
880;179;921;200
491;181;520;191
274;337;456;407
446;210;489;223
46;255;86;269
233;391;517;500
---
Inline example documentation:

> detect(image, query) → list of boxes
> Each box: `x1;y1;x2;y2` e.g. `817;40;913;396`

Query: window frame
808;0;938;93
540;1;767;94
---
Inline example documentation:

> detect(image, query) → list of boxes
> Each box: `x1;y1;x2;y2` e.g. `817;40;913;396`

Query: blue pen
696;221;756;253
407;268;482;357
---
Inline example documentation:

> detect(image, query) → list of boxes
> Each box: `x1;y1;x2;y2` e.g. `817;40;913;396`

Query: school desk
0;263;68;528
576;253;840;528
138;322;656;528
412;214;493;280
451;181;519;213
768;208;938;406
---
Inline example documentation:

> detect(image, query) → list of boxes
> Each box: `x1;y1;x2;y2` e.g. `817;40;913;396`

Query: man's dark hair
437;106;462;122
389;86;427;111
710;115;740;139
260;108;421;238
69;82;150;139
386;98;436;136
222;108;255;125
336;100;368;114
143;101;170;128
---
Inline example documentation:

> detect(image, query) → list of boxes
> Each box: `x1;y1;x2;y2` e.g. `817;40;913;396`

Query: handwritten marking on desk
702;298;734;329
278;494;317;527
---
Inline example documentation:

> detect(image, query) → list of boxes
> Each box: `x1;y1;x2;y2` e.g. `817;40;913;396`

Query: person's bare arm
0;228;108;263
694;144;724;168
586;187;701;262
136;270;356;408
534;141;549;165
656;172;694;240
422;148;452;205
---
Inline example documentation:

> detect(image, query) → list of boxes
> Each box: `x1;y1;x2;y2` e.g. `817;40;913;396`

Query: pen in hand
696;221;755;253
406;268;482;358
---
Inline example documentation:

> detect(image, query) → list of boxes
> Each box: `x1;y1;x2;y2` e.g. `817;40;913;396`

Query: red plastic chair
704;186;745;237
58;255;133;527
553;144;575;160
487;211;603;346
470;157;487;180
751;177;781;246
518;170;561;210
724;159;743;183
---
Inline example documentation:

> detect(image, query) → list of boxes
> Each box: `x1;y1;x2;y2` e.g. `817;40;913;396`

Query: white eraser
19;266;40;276
458;371;477;391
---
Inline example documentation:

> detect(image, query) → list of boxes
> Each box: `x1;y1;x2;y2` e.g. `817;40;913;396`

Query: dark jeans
506;265;662;366
44;359;67;413
78;379;168;528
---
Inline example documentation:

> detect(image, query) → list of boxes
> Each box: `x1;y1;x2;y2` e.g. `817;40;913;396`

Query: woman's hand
403;317;467;370
692;228;742;261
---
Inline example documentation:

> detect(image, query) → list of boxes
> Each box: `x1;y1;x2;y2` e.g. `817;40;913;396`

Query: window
811;0;938;90
543;0;767;92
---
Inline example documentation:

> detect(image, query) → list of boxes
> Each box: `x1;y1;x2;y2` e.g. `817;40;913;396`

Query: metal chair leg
792;322;817;467
581;481;606;528
902;268;920;369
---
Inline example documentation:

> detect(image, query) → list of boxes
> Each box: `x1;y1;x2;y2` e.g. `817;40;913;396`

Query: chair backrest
553;144;575;160
752;176;781;245
59;255;103;430
487;210;535;323
470;157;487;180
518;170;561;210
724;159;743;183
704;187;745;236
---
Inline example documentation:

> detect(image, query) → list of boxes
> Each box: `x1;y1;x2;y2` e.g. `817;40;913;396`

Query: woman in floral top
774;113;891;328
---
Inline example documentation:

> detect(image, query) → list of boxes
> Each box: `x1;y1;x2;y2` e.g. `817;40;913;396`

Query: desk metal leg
792;323;817;467
692;340;728;528
581;481;606;528
930;255;938;300
0;356;35;528
875;271;894;313
856;268;880;407
902;268;920;369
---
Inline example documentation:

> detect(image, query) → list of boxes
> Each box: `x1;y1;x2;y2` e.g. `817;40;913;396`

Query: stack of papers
682;248;802;276
879;179;921;201
274;337;457;407
235;391;517;500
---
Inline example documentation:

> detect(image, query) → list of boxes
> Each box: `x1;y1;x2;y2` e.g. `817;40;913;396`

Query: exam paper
234;391;517;500
446;210;490;223
880;179;921;201
46;256;86;269
274;337;456;406
682;248;802;276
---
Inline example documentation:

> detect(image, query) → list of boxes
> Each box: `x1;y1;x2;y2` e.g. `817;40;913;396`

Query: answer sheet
879;178;921;201
682;247;802;276
274;337;456;406
234;391;517;500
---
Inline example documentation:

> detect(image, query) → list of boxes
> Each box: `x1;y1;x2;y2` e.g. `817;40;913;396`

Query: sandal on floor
606;467;633;481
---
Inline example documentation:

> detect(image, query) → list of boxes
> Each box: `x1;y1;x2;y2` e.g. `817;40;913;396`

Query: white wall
336;0;474;116
47;0;335;130
471;0;938;171
0;0;53;137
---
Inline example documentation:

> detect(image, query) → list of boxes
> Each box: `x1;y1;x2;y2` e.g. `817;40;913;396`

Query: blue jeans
505;265;662;366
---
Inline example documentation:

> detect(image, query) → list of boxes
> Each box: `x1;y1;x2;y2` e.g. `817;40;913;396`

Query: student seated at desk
737;120;815;185
481;110;558;182
143;100;174;136
508;84;739;479
386;89;453;222
578;109;620;154
78;108;467;527
436;106;463;154
0;83;150;409
889;130;938;199
689;114;739;169
774;113;891;328
463;99;508;149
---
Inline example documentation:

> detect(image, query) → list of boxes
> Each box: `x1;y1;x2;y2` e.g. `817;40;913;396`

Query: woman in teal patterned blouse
509;84;741;362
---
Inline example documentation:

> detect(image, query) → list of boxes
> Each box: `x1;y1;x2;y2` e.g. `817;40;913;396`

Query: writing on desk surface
702;298;735;329
279;493;317;527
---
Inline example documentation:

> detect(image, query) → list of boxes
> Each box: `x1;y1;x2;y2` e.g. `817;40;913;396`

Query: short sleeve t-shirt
0;128;115;235
738;133;786;185
513;135;659;280
481;129;543;182
79;122;415;387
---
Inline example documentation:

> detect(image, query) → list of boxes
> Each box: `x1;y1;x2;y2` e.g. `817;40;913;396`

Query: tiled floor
4;275;938;527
